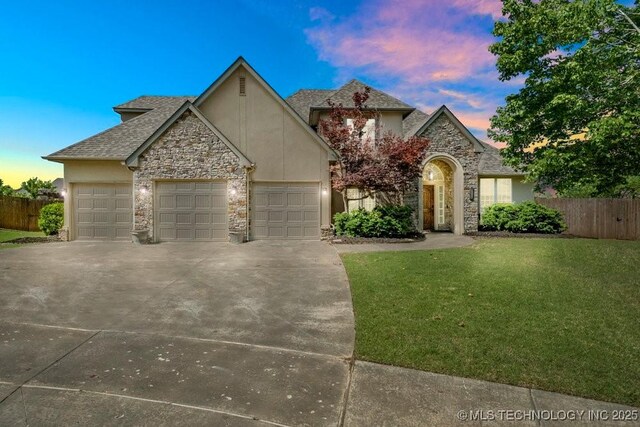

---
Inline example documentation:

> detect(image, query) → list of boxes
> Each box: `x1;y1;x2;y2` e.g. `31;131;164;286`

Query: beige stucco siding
197;65;331;227
379;112;403;135
62;160;133;239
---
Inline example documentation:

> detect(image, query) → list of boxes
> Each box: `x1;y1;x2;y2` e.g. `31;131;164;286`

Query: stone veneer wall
409;114;480;233
133;111;247;240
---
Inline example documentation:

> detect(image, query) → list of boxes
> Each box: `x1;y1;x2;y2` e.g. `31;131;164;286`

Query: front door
423;185;435;230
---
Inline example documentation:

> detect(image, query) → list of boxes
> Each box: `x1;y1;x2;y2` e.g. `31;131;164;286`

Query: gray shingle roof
113;95;195;111
478;141;524;176
402;109;431;137
322;80;414;112
45;104;184;160
287;89;335;122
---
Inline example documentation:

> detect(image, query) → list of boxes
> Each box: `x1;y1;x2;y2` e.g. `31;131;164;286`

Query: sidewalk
344;361;639;426
333;232;475;254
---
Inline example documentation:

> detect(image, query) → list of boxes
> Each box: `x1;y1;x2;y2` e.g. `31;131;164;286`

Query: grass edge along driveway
0;228;45;249
341;238;640;407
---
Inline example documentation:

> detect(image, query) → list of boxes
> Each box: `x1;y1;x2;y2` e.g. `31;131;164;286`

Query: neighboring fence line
0;196;57;231
536;197;640;240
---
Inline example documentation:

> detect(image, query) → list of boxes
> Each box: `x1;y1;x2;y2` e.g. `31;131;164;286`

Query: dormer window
346;118;376;145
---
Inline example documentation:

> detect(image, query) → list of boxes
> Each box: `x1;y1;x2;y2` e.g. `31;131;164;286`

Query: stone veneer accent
411;114;480;233
133;111;247;241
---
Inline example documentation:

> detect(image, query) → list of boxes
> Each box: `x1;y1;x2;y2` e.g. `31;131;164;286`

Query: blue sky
0;0;581;187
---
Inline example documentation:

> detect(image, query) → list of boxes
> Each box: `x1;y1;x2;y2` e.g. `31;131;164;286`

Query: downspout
245;164;256;242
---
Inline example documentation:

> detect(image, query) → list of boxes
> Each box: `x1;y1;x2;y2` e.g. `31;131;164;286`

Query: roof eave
113;107;152;114
42;156;125;163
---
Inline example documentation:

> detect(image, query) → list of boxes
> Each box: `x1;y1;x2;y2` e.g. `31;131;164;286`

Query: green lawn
341;238;640;407
0;228;45;249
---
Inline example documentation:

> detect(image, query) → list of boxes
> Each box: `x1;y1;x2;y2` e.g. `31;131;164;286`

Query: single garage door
155;181;227;241
74;183;132;240
252;182;320;240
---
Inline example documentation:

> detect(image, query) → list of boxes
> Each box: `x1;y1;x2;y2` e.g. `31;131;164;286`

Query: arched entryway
419;154;464;234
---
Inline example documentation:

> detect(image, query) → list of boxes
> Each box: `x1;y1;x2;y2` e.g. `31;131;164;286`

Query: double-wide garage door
74;184;132;240
252;183;320;240
155;181;227;241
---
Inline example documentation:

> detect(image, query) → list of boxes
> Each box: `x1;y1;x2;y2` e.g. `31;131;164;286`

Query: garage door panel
287;211;302;222
194;195;210;209
268;193;284;206
176;195;192;209
251;183;320;240
175;228;194;240
175;182;193;191
93;199;109;210
74;184;132;241
212;195;226;208
155;181;227;242
287;193;302;206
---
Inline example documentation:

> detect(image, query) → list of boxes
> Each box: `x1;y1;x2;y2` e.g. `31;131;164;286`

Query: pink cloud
450;0;503;19
305;1;496;85
304;0;518;144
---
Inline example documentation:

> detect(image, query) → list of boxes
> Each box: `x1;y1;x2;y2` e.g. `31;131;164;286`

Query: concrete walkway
345;362;639;426
333;232;475;254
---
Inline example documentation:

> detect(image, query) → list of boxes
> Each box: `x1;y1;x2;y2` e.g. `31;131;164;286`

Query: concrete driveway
0;241;355;426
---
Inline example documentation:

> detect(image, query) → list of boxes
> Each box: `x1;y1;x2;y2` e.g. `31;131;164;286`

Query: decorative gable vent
239;76;246;96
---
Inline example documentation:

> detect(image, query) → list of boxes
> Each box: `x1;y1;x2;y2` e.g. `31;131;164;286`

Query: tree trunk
342;190;350;213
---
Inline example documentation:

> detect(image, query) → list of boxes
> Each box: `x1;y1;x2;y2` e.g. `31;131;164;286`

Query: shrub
480;201;566;234
38;202;64;235
333;205;416;238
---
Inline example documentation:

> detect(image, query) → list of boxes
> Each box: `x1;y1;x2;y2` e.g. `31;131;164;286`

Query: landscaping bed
330;233;425;244
468;231;574;239
341;238;640;407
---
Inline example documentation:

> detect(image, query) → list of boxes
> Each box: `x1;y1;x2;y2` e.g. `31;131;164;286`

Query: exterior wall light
230;188;237;196
322;188;328;195
61;188;67;197
470;187;475;202
140;185;149;195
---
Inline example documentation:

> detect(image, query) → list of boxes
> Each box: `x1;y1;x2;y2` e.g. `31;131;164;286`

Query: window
480;178;512;214
346;118;376;145
437;185;445;225
346;188;375;211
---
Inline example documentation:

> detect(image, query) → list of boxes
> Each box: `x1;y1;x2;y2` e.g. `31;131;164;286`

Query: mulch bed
329;233;426;244
467;231;575;239
2;236;60;244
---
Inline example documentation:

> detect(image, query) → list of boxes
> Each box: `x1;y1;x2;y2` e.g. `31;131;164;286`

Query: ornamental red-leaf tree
318;88;430;211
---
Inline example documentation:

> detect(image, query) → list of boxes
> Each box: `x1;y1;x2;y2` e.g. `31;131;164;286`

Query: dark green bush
480;201;566;233
333;205;416;238
38;202;64;235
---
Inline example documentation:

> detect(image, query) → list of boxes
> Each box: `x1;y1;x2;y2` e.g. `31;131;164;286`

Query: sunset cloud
304;0;517;141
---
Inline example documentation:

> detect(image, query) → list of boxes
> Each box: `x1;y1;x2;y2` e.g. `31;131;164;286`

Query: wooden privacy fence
0;196;57;231
536;197;640;240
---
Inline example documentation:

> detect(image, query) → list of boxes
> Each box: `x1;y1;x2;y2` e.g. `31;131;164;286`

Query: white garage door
252;182;320;240
74;183;132;240
155;181;227;241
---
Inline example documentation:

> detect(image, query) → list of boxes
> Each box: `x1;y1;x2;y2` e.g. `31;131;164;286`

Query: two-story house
44;57;534;242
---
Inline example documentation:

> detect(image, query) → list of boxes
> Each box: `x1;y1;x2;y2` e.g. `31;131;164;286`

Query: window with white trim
346;118;376;146
346;188;376;211
436;185;445;225
480;178;512;214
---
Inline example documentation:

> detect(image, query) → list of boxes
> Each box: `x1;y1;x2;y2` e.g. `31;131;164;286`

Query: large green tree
489;0;639;196
20;177;56;199
0;179;14;196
